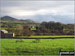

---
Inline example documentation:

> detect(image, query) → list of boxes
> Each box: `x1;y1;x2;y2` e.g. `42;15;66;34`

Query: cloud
0;0;74;24
22;14;74;24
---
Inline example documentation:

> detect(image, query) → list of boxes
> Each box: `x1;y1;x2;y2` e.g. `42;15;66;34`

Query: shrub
16;39;24;43
32;39;40;43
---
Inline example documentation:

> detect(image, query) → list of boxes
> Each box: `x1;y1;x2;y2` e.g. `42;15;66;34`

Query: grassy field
0;38;74;55
16;35;74;38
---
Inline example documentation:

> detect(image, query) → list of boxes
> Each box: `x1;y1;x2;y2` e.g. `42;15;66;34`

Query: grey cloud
1;1;74;10
0;0;74;24
23;14;74;24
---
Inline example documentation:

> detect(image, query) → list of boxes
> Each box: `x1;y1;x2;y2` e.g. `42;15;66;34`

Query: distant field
30;35;74;37
0;38;74;55
0;28;8;30
16;35;74;38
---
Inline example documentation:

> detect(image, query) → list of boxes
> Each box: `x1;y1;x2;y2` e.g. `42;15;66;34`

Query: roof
0;30;8;33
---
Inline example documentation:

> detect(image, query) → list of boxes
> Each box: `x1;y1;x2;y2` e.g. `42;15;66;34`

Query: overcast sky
0;0;74;24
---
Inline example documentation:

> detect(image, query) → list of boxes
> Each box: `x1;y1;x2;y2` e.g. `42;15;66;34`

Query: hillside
0;16;17;21
0;16;38;23
0;16;40;30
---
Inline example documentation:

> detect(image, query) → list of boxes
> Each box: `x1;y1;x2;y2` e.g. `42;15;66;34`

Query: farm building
30;25;36;30
0;30;15;38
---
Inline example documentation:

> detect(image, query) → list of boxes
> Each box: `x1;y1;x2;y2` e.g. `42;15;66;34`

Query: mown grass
0;38;74;55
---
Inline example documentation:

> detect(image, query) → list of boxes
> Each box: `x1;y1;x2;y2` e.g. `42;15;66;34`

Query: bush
16;39;24;43
32;39;40;43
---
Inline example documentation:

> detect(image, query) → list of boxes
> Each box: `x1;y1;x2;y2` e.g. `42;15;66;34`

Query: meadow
16;35;74;38
0;37;74;55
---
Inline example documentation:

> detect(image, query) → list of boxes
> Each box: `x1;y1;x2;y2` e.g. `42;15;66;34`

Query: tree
22;26;33;36
40;21;64;35
15;25;23;36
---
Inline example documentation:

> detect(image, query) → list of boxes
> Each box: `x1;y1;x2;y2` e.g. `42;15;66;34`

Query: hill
0;16;39;30
0;16;17;21
0;16;38;23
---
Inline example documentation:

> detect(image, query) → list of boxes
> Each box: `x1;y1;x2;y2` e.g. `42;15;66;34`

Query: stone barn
0;30;15;38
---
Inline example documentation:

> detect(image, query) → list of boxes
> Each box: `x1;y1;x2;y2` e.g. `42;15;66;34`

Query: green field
0;37;74;55
16;35;74;38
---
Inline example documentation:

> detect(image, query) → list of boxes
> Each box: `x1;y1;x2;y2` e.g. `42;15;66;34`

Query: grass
0;38;74;55
16;35;74;38
0;28;8;30
30;35;74;37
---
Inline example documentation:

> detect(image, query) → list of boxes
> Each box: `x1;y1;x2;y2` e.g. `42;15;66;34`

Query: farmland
16;35;74;38
0;37;74;55
0;16;74;55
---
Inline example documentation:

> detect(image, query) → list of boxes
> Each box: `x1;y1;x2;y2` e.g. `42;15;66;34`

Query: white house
0;30;15;38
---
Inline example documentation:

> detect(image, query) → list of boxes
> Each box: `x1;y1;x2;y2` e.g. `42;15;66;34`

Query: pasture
16;35;74;38
0;36;74;55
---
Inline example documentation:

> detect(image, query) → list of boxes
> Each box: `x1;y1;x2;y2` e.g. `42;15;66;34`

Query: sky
0;0;74;24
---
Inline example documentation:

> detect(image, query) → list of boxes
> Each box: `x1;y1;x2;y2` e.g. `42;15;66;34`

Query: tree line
1;21;74;36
